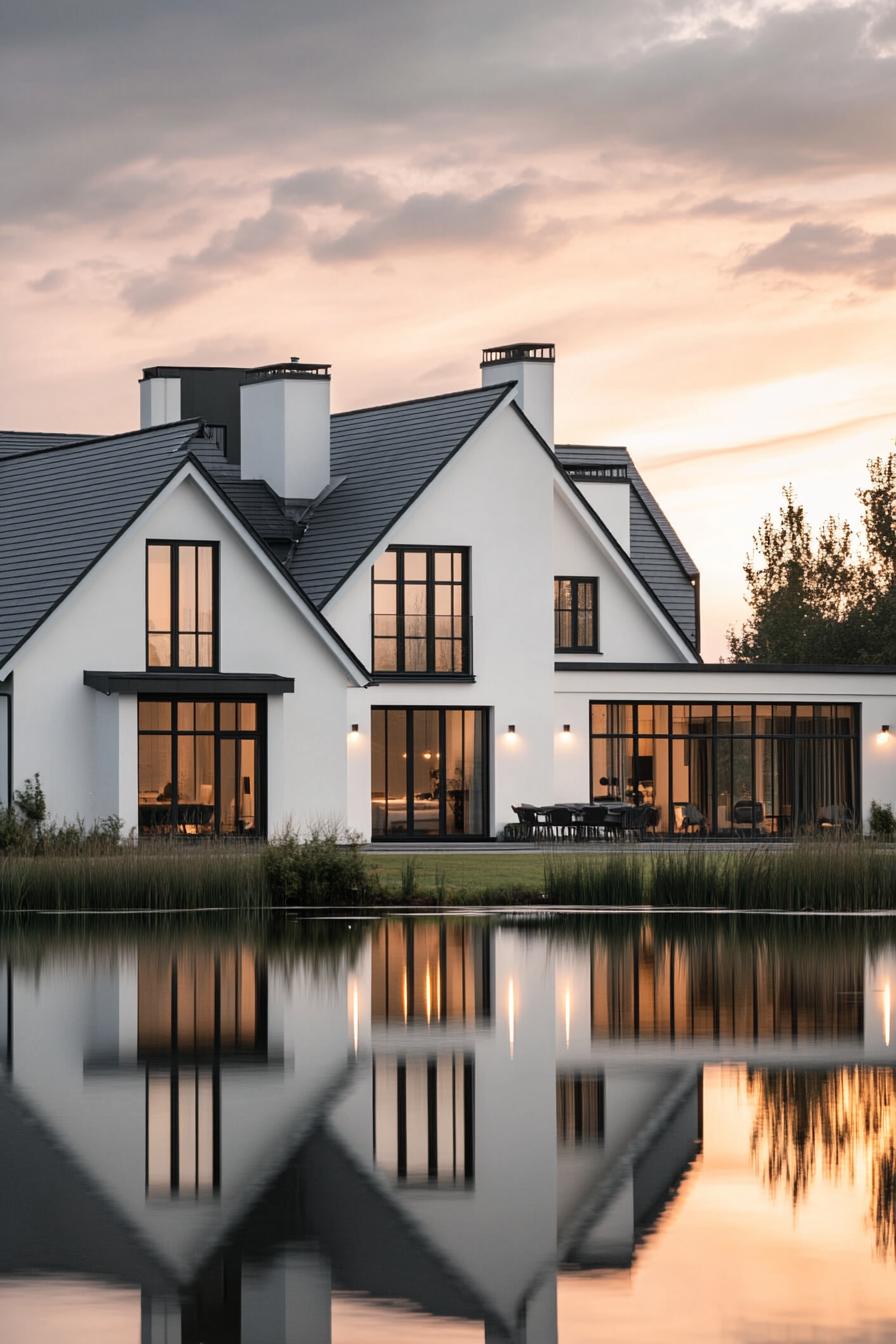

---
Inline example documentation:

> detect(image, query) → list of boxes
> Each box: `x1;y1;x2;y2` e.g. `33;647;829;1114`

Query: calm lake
2;912;896;1343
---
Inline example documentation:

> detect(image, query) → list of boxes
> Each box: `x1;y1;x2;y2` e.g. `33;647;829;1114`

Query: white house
1;343;893;841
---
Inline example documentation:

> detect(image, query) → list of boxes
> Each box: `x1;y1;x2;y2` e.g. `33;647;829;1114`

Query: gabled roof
0;422;368;681
0;421;201;667
289;383;513;605
556;444;699;646
0;430;96;457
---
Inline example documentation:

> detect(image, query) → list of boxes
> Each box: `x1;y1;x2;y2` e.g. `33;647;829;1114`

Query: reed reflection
749;1066;896;1260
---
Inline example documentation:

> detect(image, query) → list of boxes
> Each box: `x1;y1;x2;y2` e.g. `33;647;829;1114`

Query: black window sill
369;673;476;684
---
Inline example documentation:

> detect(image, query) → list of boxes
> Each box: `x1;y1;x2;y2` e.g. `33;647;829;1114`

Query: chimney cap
481;342;555;368
243;361;331;384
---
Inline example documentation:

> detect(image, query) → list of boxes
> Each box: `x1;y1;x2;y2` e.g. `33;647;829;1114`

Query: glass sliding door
138;698;264;837
371;707;489;839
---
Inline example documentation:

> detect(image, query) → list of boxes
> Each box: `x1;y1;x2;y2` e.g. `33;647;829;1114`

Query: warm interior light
878;724;891;745
349;981;360;1056
885;981;891;1049
564;987;571;1049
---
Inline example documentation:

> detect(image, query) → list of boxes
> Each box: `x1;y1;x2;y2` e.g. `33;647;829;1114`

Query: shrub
870;801;896;840
263;823;379;905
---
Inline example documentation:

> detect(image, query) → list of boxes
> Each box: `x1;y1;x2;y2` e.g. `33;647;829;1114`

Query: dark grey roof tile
0;422;200;666
0;430;96;458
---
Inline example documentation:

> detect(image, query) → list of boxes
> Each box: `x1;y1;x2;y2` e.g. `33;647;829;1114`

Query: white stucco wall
569;479;630;552
326;399;558;839
4;471;354;836
0;685;9;809
552;487;687;665
553;666;896;826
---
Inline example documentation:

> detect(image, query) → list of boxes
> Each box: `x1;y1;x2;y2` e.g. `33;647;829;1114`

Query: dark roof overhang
554;661;896;674
83;671;295;695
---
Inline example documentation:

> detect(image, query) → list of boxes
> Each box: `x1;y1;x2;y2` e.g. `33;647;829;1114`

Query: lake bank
2;840;896;911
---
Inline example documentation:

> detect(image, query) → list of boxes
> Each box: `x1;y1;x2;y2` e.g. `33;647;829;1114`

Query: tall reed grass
543;841;896;911
0;843;267;912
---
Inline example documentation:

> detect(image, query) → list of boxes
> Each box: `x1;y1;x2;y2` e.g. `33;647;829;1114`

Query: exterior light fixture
349;723;360;738
562;724;571;735
507;724;516;736
878;724;891;745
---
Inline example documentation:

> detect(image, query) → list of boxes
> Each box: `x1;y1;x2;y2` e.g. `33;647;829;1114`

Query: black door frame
371;706;491;841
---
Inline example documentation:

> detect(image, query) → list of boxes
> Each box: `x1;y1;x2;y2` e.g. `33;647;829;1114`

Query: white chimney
481;343;554;447
139;369;181;427
239;360;331;500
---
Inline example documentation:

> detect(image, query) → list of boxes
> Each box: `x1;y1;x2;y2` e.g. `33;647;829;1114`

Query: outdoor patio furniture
817;804;853;832
546;806;576;841
733;800;765;834
512;805;545;840
578;804;608;840
627;804;659;840
676;802;708;836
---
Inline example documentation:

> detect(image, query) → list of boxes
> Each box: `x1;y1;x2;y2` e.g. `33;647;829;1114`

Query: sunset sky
3;0;896;657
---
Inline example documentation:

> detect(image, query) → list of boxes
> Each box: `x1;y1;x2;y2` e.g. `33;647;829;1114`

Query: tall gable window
147;542;217;669
554;577;599;653
372;547;470;676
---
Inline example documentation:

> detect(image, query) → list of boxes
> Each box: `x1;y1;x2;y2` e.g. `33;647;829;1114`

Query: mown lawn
361;850;547;900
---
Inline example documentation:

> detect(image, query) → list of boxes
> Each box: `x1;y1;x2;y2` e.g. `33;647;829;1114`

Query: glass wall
371;707;488;838
590;701;859;836
138;698;263;837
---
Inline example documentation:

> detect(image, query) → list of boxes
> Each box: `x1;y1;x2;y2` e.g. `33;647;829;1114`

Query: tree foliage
727;450;896;664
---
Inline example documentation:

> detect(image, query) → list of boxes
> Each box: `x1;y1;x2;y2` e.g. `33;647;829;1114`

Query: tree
727;449;896;664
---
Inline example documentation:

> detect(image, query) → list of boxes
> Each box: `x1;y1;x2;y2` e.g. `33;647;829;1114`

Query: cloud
737;221;896;288
29;267;67;293
4;1;896;235
689;195;802;220
311;184;536;262
271;167;390;213
121;206;302;313
119;175;550;311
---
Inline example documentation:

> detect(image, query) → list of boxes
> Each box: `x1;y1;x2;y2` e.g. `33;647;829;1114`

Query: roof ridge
332;380;515;420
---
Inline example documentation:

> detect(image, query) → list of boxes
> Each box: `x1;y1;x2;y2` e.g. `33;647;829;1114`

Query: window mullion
426;551;435;675
397;552;405;674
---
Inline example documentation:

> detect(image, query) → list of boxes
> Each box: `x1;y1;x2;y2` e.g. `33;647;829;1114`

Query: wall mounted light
507;724;516;736
348;723;360;738
878;724;891;745
562;724;571;735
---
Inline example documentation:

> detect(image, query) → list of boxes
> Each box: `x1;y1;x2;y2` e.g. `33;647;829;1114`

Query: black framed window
373;1053;474;1187
147;542;218;669
372;547;470;675
555;577;598;652
138;697;264;838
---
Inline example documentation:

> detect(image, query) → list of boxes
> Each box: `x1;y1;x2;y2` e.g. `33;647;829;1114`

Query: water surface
2;912;896;1342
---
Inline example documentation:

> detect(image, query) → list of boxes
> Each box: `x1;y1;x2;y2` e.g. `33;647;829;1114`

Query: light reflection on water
1;914;896;1342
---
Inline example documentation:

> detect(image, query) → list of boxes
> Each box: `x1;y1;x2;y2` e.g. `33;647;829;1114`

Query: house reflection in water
592;928;865;1043
6;921;894;1344
137;949;268;1199
371;919;492;1026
